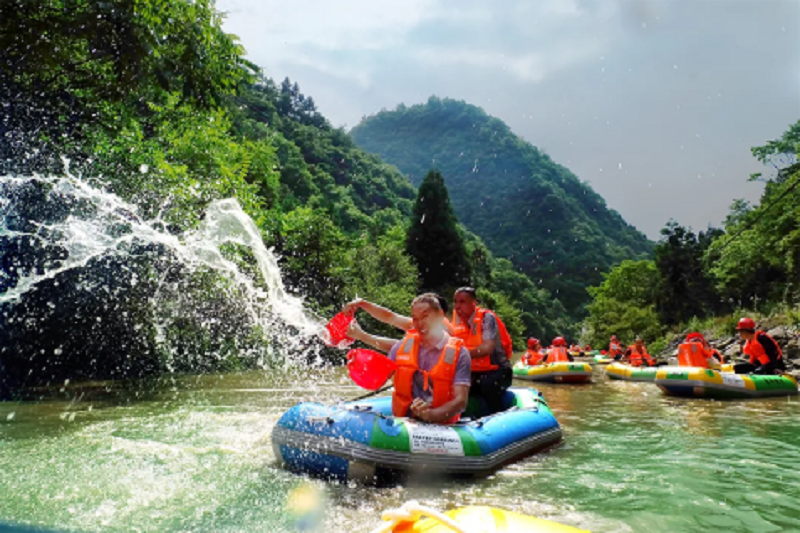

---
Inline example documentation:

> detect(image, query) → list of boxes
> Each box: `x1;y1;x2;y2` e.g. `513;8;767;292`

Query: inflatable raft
371;501;586;533
605;362;661;381
593;355;613;365
272;387;561;483
512;361;593;383
655;367;799;399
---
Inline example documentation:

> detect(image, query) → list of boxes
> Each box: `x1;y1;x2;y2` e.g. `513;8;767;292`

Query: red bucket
346;349;397;390
322;312;355;349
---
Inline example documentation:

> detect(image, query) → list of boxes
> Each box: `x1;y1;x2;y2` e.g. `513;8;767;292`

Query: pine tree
406;170;471;292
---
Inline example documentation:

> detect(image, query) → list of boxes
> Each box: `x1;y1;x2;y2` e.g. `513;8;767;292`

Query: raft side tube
655;367;799;399
272;387;562;482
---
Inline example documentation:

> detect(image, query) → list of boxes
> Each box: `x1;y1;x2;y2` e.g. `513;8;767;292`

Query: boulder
767;327;790;340
724;343;741;359
715;337;736;349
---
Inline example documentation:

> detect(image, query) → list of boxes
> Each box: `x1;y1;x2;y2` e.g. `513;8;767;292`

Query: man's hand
345;320;364;341
342;298;364;317
410;398;431;422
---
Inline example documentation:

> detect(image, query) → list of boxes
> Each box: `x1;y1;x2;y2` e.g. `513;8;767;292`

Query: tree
654;222;720;325
583;260;662;347
1;0;255;174
406;170;471;292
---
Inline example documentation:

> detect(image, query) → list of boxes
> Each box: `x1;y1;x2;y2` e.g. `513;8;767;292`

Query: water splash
0;170;326;387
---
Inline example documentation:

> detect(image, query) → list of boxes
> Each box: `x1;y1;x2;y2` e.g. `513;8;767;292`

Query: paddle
348;384;393;402
342;348;396;402
347;348;396;389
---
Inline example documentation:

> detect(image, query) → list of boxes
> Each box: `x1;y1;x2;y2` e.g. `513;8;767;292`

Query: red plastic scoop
322;312;355;349
346;349;397;390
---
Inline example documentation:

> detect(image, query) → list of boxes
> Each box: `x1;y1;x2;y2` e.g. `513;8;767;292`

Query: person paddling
733;318;787;375
451;287;514;414
623;337;656;367
609;335;624;361
523;338;545;365
344;287;514;415
345;293;471;423
545;337;571;363
683;332;726;368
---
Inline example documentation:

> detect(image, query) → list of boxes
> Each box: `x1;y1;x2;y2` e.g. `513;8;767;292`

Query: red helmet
552;337;566;347
527;337;539;348
686;332;705;343
610;335;618;341
736;317;756;331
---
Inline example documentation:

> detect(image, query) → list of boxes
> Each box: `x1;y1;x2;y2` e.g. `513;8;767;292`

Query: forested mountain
351;97;653;314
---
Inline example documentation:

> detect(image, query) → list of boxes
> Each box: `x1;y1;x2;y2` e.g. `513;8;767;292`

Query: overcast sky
217;0;800;239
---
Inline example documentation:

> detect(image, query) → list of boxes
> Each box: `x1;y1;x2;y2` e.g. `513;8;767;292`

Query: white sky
217;0;800;239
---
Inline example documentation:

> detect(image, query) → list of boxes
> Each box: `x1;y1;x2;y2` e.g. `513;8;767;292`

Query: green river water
1;364;799;532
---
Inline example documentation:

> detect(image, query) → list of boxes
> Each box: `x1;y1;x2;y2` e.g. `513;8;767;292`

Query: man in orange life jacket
609;335;624;361
523;338;545;366
733;317;787;375
623;337;656;367
546;337;571;363
452;287;514;414
345;293;471;423
685;332;726;365
342;287;512;414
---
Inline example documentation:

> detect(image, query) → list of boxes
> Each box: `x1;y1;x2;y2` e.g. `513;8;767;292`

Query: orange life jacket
523;349;545;366
545;346;569;363
392;332;464;425
677;342;709;368
609;342;623;356
451;307;512;372
744;331;783;366
628;345;654;367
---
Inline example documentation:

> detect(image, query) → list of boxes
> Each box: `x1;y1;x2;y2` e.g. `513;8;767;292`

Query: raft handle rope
370;500;467;533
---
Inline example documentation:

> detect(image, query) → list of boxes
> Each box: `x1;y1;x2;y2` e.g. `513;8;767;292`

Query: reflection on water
1;365;799;532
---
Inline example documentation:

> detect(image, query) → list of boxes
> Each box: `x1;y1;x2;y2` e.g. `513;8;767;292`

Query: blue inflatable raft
272;387;561;483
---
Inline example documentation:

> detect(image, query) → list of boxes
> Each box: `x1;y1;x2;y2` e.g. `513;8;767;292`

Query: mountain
351;97;653;314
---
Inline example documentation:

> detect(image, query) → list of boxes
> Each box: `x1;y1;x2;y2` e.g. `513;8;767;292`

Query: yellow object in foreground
372;501;587;533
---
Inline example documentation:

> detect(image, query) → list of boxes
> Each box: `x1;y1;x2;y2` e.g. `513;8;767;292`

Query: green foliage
351;97;652;315
654;222;722;325
584;120;800;353
272;207;349;312
750;120;800;179
583;260;663;347
488;258;573;344
229;79;416;233
1;0;255;174
86;100;275;229
406;170;471;292
344;226;420;338
475;289;525;349
707;165;800;308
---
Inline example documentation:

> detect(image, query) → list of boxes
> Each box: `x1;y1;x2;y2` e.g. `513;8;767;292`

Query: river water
1;364;799;532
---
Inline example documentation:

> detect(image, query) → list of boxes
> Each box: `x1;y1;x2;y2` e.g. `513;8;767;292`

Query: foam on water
0;168;324;369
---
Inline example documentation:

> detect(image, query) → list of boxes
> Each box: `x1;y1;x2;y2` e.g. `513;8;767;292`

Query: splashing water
0;170;326;388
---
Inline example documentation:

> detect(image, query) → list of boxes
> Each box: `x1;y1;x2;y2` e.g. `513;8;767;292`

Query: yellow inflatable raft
513;361;593;383
371;501;587;533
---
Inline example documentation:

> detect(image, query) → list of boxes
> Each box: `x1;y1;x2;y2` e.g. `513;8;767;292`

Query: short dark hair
412;293;443;313
436;294;449;314
455;286;477;299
